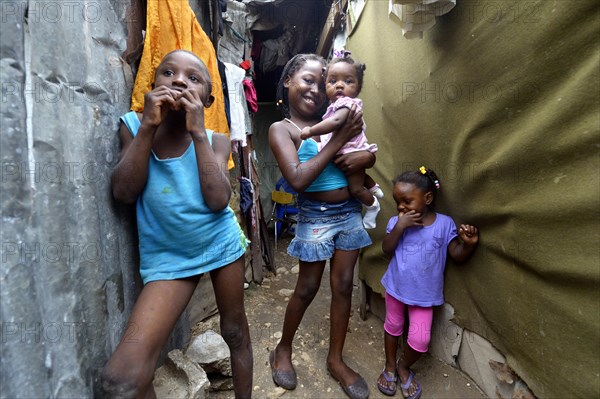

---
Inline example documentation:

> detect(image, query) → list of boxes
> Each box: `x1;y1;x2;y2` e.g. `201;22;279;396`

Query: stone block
489;360;537;399
186;330;232;376
208;375;234;392
429;303;463;367
457;329;506;398
154;349;210;399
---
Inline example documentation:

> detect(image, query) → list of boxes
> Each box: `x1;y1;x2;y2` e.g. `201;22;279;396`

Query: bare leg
273;260;326;372
363;173;376;190
326;248;362;386
101;277;200;398
347;169;374;206
377;332;400;391
347;169;380;229
210;256;253;399
397;345;422;397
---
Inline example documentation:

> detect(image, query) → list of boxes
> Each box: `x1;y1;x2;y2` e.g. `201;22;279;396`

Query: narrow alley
200;236;486;399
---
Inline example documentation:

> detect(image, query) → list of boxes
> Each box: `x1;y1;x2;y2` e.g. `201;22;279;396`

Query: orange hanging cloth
131;0;233;168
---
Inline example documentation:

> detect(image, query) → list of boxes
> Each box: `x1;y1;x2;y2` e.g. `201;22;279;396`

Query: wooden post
210;0;220;49
315;0;348;57
243;136;263;283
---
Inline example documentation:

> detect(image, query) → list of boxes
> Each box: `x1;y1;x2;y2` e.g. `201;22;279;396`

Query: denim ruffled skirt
287;196;372;262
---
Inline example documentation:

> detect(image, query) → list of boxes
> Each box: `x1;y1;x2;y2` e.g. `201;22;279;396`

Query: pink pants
384;293;433;353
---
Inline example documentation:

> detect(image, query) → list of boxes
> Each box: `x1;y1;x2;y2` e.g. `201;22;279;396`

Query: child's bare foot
397;367;421;399
376;366;397;396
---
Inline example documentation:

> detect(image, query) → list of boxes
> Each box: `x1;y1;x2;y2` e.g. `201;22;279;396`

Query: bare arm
191;133;232;211
331;108;375;175
111;121;154;204
334;150;375;176
382;211;424;256
111;86;178;203
179;88;232;212
269;106;362;193
448;224;479;263
270;122;343;193
300;107;350;139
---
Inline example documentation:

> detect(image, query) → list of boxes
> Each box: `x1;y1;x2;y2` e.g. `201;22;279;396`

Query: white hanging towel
224;62;248;146
389;0;456;39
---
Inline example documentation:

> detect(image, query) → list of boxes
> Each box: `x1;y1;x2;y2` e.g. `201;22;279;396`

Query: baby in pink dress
301;53;382;229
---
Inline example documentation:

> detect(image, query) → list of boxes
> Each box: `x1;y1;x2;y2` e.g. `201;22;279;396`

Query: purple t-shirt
381;213;458;307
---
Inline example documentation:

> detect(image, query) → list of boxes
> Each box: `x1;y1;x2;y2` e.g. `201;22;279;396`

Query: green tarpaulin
350;1;599;397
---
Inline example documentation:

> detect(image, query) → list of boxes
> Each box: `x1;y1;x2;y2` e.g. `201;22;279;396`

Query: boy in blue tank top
102;50;252;399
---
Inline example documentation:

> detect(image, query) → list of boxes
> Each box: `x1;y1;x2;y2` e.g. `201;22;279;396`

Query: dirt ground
203;235;486;399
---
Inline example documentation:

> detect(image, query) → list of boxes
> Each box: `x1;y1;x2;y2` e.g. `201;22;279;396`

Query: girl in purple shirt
377;167;479;399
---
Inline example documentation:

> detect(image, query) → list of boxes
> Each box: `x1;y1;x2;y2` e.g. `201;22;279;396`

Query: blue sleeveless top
297;138;348;192
120;112;248;284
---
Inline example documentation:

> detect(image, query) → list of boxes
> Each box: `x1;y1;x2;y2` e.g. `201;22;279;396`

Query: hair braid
327;56;366;93
276;54;326;118
393;166;441;194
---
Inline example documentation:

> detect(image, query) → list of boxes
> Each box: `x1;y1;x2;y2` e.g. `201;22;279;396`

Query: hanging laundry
130;0;232;166
259;29;303;73
218;60;232;129
389;0;456;39
224;62;248;146
219;1;253;65
239;176;254;214
216;0;227;36
239;60;252;71
242;78;258;113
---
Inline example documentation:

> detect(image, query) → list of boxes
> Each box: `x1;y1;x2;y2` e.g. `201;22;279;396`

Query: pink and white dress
318;97;378;154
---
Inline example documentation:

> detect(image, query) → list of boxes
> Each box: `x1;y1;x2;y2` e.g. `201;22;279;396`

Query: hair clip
420;165;440;189
333;48;352;58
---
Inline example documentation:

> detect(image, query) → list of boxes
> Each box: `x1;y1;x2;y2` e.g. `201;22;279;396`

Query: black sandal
269;350;297;390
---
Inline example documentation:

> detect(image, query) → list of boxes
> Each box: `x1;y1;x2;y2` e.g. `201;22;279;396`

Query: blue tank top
297;138;348;192
120;112;248;284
